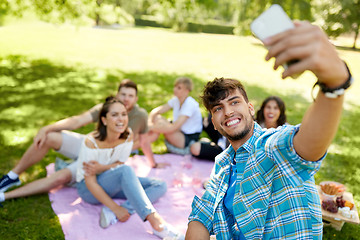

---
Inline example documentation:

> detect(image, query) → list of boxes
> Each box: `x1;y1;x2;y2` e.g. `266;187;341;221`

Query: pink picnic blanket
47;154;214;240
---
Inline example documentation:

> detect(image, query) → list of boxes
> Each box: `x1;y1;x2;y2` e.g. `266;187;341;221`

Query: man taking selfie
186;21;353;239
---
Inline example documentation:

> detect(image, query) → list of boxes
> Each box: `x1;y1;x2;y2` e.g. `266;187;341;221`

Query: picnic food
320;182;345;196
336;196;346;208
338;207;357;219
322;199;338;213
345;200;354;210
323;193;356;215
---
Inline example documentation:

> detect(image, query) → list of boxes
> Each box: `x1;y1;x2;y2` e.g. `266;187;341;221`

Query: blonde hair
175;77;193;92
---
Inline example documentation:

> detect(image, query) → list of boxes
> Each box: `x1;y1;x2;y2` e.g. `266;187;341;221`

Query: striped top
188;122;323;239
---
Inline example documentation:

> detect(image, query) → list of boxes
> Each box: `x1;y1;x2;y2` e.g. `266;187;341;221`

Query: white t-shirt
76;133;133;182
167;96;202;134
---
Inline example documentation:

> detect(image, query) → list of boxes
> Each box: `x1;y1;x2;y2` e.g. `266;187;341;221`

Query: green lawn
0;21;359;239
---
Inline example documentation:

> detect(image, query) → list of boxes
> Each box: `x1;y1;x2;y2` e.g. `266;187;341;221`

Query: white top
167;96;202;134
76;131;133;182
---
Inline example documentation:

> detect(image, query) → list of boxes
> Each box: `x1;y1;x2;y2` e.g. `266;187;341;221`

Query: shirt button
234;224;239;231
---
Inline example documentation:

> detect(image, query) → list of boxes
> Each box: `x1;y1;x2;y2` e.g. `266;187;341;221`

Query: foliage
230;0;313;35
187;21;234;34
318;0;360;49
1;0;359;47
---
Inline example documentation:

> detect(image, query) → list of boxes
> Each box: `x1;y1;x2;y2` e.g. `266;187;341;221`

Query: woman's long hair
256;96;287;127
95;96;129;141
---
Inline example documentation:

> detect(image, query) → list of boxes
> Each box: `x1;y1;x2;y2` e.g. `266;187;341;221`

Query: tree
319;0;359;49
231;0;313;35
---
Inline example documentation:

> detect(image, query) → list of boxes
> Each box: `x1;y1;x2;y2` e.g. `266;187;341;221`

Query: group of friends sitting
0;77;287;239
0;21;353;239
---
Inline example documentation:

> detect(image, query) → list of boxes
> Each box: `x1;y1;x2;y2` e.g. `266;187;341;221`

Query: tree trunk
95;0;103;26
353;24;359;49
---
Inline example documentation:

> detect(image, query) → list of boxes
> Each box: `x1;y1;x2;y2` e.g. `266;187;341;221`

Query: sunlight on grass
1;105;42;119
0;76;17;87
21;164;48;183
1;129;36;146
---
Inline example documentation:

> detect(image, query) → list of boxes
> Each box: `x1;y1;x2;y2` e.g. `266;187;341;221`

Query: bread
320;182;345;196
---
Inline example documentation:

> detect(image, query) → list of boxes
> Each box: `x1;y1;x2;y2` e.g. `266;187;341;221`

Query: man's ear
248;102;255;117
211;116;217;130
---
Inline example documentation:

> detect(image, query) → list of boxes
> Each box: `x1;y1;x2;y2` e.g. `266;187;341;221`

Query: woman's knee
46;132;63;150
190;142;201;156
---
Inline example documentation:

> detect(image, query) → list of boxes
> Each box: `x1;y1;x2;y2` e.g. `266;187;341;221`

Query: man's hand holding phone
263;21;348;86
250;4;299;77
251;4;347;84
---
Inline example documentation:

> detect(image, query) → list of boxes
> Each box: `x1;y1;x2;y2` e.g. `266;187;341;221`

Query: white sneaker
99;206;118;229
153;223;185;240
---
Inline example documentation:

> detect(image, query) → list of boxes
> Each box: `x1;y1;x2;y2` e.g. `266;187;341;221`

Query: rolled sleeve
188;195;214;234
265;124;323;187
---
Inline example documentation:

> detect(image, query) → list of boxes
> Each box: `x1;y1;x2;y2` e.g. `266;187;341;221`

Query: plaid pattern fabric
189;123;323;239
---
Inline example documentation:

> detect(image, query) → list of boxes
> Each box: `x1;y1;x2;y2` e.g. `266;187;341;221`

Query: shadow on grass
0;54;359;239
335;45;360;52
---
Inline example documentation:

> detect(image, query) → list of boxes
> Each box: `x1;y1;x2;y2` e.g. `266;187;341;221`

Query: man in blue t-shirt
186;22;353;239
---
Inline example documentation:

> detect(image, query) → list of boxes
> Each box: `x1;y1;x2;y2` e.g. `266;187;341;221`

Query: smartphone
250;4;294;41
250;4;299;75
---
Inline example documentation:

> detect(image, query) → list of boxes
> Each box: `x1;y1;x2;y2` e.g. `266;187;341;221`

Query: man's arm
265;22;349;161
33;104;99;148
185;221;210;240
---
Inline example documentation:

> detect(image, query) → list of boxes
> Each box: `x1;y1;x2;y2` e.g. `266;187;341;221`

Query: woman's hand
113;206;131;222
83;161;104;176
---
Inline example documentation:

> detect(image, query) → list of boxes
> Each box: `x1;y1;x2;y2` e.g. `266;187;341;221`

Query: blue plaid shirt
189;122;323;239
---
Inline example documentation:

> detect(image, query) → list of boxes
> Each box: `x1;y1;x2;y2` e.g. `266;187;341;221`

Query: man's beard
219;118;253;142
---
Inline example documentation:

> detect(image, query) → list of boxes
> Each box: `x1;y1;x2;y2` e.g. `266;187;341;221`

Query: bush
135;15;234;35
134;17;168;28
187;22;234;35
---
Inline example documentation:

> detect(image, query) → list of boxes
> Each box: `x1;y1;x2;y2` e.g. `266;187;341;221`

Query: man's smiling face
210;89;255;148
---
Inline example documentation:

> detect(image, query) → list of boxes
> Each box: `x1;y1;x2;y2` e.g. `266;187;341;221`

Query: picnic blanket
46;154;214;240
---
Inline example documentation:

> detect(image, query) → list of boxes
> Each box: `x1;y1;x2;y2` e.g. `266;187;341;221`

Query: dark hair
95;96;129;141
255;96;287;127
118;79;138;95
201;77;249;112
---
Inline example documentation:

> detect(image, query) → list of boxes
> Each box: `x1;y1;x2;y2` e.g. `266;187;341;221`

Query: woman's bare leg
146;212;166;231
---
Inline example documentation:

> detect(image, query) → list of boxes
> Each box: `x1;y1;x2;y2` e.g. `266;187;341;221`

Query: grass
0;20;360;239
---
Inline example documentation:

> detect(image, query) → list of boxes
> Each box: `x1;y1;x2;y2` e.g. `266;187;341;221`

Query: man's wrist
313;61;353;99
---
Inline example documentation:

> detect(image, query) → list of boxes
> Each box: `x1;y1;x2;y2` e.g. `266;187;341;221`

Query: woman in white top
76;96;184;239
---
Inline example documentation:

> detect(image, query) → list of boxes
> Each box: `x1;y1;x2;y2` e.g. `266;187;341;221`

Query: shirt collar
222;122;263;164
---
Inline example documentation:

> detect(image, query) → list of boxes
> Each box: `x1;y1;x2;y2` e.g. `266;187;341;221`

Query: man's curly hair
201;77;249;112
